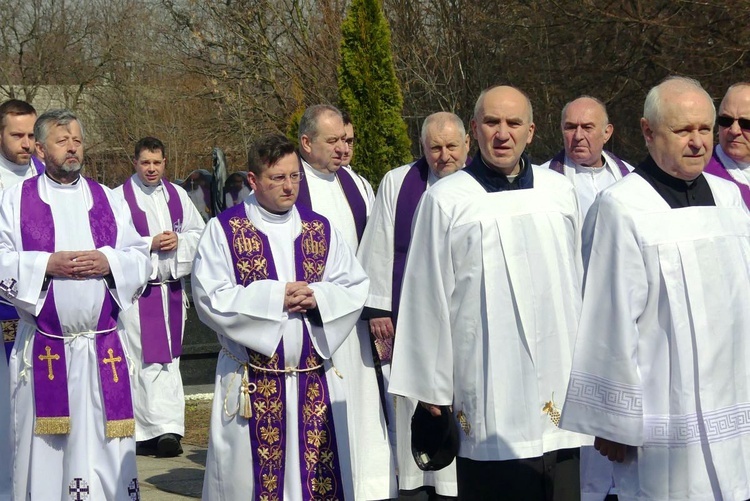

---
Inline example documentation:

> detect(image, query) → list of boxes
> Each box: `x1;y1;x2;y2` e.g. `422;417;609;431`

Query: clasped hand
285;281;316;313
46;250;110;280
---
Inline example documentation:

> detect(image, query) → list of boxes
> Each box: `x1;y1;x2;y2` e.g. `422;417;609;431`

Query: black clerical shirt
634;155;715;208
465;152;534;193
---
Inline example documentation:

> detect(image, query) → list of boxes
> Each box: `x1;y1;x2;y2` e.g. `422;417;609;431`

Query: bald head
718;83;750;163
641;76;715;180
560;96;613;167
470;85;535;174
421;112;470;178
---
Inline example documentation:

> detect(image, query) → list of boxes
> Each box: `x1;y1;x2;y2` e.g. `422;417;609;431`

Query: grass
184;400;212;448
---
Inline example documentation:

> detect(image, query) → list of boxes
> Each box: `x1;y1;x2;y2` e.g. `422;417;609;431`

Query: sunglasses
716;115;750;130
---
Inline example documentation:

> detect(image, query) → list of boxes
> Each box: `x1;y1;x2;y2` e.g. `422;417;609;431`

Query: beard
60;159;82;173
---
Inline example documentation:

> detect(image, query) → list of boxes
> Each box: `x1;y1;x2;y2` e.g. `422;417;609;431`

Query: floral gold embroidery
457;410;471;436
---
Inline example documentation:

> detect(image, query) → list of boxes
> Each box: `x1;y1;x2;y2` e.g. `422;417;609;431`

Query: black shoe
136;438;158;456
156;434;183;457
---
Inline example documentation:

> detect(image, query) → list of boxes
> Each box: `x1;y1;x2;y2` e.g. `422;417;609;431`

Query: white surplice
113;175;205;441
389;167;590;462
560;173;750;501
1;174;151;501
540;152;634;218
301;160;397;500
0;154;39;501
193;195;369;500
357;161;458;496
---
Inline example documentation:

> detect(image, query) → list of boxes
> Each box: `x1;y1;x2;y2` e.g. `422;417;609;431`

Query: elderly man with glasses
704;82;750;207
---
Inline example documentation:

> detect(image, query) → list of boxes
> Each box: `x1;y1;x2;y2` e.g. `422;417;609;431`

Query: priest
540;96;633;218
114;136;205;457
703;82;750;207
296;104;397;499
0;98;44;501
193;134;369;500
560;76;750;500
389;85;588;500
357;111;469;499
3;109;151;500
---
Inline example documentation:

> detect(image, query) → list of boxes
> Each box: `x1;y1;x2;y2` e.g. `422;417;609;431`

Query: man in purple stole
0;99;46;501
193;134;369;500
0;109;151;500
296;104;398;499
540;96;633;219
114;137;205;457
357;111;469;500
703;82;750;208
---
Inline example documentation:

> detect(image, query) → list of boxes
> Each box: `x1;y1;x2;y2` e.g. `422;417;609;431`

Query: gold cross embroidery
38;345;60;381
102;348;122;383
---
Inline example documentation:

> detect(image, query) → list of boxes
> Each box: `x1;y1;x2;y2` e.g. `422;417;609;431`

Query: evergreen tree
338;0;412;188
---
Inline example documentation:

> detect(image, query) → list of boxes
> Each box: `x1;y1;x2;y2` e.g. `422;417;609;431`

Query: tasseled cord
239;364;253;419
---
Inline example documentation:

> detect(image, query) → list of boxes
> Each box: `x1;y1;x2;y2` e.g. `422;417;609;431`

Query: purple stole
2;156;46;361
31;155;45;176
548;149;630;177
297;163;368;243
22;176;135;438
122;178;185;363
392;158;429;324
218;203;344;501
704;149;750;209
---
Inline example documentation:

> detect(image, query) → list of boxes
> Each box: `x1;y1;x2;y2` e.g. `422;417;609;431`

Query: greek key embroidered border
566;370;643;417
644;402;750;446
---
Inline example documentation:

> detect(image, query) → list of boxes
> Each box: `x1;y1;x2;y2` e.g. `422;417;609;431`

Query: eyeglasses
266;171;304;186
345;137;356;146
717;115;750;130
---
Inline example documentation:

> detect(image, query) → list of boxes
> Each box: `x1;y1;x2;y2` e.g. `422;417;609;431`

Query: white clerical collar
132;173;164;195
716;145;750;171
0;152;31;175
568;153;618;177
44;171;81;190
301;159;336;181
248;193;294;224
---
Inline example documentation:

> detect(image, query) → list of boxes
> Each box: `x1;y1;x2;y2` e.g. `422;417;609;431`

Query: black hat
411;404;459;471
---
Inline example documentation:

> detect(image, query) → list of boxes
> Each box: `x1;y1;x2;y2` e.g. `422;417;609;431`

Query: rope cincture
220;347;343;419
19;325;118;382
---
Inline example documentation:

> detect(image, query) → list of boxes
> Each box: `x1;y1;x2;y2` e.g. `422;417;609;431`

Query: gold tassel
240;364;253;419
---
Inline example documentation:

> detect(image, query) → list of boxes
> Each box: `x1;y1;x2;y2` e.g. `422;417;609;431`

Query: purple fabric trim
548;149;630;177
21;176;133;433
0;299;19;361
296;162;368;243
32;285;69;422
335;168;368;243
123;178;185;363
31;156;45;176
217;203;343;500
704;149;750;209
392;158;429;324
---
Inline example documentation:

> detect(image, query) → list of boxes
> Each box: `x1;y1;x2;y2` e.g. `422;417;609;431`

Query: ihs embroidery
456;410;471;436
543;394;561;427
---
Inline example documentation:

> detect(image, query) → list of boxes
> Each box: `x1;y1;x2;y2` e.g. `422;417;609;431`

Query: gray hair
34;109;85;145
420;112;466;145
560;95;609;129
643;76;715;126
473;85;534;124
298;104;342;143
